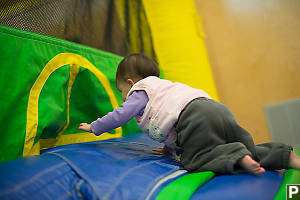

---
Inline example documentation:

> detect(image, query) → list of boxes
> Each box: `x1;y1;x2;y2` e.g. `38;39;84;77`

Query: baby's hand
78;123;92;132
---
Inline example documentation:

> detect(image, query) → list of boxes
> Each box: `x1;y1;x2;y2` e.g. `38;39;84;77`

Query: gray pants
174;98;292;174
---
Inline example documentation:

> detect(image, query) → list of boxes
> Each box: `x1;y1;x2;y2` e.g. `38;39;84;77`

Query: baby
79;53;300;174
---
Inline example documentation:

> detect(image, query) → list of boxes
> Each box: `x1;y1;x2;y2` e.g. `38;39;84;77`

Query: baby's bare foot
288;151;300;170
239;155;265;174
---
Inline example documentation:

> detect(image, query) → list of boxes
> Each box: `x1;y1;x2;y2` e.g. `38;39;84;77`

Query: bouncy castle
0;0;299;199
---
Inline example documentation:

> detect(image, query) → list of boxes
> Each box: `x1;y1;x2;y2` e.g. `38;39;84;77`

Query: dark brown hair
116;53;160;83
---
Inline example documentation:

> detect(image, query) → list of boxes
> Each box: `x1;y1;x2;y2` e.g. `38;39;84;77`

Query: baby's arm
78;91;148;135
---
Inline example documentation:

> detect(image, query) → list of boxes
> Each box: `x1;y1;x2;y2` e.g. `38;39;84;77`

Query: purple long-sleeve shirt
90;91;149;136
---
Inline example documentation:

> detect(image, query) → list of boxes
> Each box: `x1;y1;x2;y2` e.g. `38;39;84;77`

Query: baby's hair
116;53;160;83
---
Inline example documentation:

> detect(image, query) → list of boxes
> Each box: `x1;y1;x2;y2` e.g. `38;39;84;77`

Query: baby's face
117;80;132;101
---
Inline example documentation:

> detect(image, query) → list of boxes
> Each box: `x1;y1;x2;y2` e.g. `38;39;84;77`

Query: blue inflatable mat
191;170;283;200
0;133;183;200
0;133;284;200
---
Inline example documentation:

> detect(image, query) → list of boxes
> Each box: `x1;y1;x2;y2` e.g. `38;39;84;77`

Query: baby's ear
127;79;135;86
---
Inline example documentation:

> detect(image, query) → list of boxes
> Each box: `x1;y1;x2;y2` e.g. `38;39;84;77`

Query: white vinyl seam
145;169;187;200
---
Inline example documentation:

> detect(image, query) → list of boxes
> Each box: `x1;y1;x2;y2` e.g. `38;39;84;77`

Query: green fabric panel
0;25;141;162
66;67;115;135
155;171;215;200
274;149;300;200
36;66;70;142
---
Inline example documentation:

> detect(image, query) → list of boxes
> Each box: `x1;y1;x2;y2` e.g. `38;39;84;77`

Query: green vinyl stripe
274;149;300;200
155;171;215;200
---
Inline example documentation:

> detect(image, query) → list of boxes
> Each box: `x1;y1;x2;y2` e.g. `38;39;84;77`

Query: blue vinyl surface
191;170;283;200
0;133;283;200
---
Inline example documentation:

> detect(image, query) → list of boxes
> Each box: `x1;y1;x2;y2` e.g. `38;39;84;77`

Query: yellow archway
24;53;122;156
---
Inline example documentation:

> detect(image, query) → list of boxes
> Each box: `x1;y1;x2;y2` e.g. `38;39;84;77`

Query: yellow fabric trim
57;64;79;137
24;53;122;156
40;132;121;148
142;0;219;100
